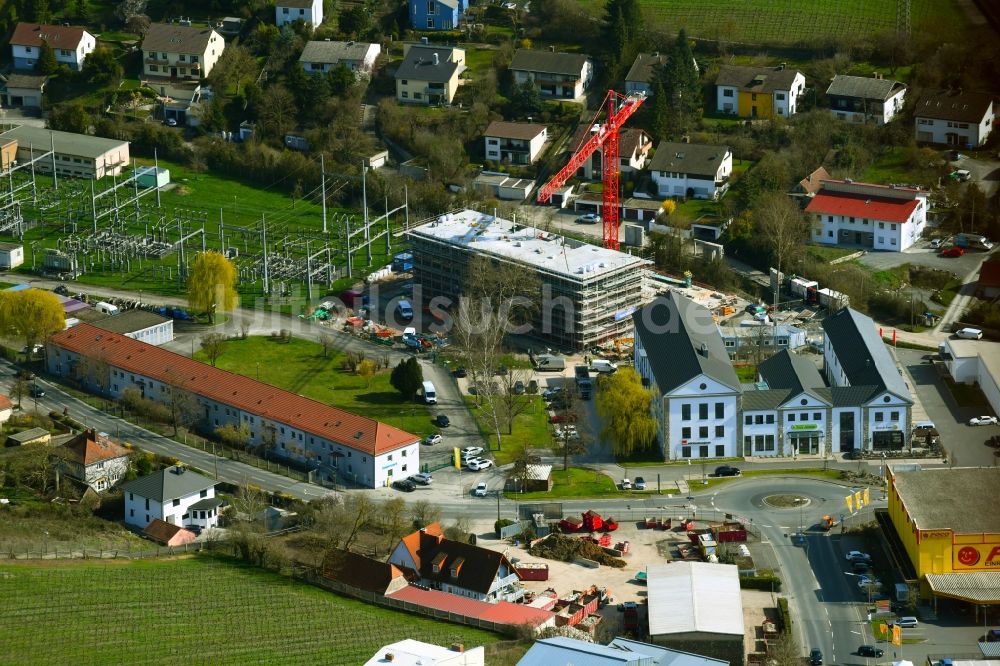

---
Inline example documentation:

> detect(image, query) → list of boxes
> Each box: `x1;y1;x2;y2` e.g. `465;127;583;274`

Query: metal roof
741;387;793;411
826;75;905;101
822;307;911;401
518;637;653;666
633;292;741;395
646;562;744;637
91;310;171;335
925;571;1000;603
607;639;729;666
0;124;128;159
892;467;1000;534
365;640;483;666
647;141;730;178
120;465;215;503
757;349;827;402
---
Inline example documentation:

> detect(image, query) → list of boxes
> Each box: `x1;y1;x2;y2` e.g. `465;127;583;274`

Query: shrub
740;574;782;591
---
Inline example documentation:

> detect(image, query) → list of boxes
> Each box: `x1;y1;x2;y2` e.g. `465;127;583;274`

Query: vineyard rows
0;557;500;665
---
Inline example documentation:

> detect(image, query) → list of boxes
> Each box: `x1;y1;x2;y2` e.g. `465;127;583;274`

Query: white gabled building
121;465;220;531
483;121;548;166
914;90;995;147
806;180;928;251
648;141;732;200
299;40;380;76
826;74;907;125
10;23;96;71
276;0;325;27
51;430;130;492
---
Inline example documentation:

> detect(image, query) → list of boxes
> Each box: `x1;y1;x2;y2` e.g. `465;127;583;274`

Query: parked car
474;482;488;497
892;616;918;628
969;415;998;426
575;213;600;224
929;238;944;249
409;473;433;485
858;575;882;589
424;434;443;445
527;379;538;394
542;387;563;400
858;646;884;658
435;414;450;427
941;246;965;257
956;327;984;340
53;285;70;296
467;459;493;471
29;386;45;398
715;465;741;477
809;649;823;665
392;479;416;492
913;421;936;431
852;561;871;574
845;550;871;562
512;380;525;395
164;118;178;127
453;366;467;378
621;478;632;490
549;413;578;424
460;446;484;458
634;477;647;490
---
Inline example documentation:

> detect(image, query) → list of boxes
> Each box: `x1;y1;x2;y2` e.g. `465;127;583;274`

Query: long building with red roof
806;179;928;251
46;323;420;488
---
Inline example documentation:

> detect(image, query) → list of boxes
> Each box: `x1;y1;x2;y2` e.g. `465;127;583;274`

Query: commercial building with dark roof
46;323;420;488
0;124;130;179
826;74;907;125
510;49;593;102
714;64;806;118
806;179;929;251
395;44;466;105
633;292;913;460
914;90;995;147
885;466;1000;605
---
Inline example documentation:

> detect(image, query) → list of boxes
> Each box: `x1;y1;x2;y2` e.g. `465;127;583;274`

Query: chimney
450;644;465;653
432;52;439;65
699;342;708;358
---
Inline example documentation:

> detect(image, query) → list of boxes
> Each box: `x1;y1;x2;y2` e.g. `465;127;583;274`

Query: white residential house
50;430;130;492
141;23;225;83
648;141;732;200
122;466;221;530
299;40;380;76
624;52;668;97
276;0;325;27
806;179;928;251
715;64;806;118
568;126;652;180
395;45;466;106
509;49;593;102
826;74;907;125
914;90;995;147
10;23;96;71
483;121;548;165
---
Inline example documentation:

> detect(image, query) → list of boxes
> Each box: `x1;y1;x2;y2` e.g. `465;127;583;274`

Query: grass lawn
464;395;550;465
514;467;678;499
733;364;757;383
806;244;860;263
0;556;512;665
862;146;943;189
193;336;433;437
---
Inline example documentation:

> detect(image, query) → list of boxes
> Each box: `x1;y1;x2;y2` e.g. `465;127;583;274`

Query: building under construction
407;209;650;350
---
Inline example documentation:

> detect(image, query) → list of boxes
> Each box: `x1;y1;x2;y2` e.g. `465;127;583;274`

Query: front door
840;412;855;450
171;67;178;77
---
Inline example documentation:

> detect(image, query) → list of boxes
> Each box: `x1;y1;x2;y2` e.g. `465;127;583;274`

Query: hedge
740;574;782;591
777;597;792;632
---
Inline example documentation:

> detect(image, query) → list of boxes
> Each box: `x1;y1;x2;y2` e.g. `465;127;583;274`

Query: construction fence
0;540;210;561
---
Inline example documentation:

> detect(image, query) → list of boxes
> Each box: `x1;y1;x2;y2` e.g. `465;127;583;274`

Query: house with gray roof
299;40;380;76
648;141;732;200
122;465;221;531
715;64;805;118
634;293;913;460
826;74;906;125
509;49;593;102
395;44;466;105
0;124;129;179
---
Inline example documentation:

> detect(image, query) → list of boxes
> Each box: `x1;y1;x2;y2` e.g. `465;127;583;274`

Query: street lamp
794;497;804;536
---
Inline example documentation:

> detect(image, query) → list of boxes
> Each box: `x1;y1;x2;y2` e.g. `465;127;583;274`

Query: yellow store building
886;466;1000;607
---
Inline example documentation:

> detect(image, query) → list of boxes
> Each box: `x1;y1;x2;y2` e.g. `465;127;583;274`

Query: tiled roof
386;585;555;627
48;323;419;455
10;23;88;49
715;64;801;94
401;525;517;595
121;465;215;503
915;90;994;123
647;141;730;178
741;388;791;411
510;49;589;76
54;430;129;466
322;549;411;594
805;191;918;223
398;522;445;570
979;259;1000;288
142;519;192;544
826;75;905;101
797;166;831;195
142;23;219;54
484;121;546;141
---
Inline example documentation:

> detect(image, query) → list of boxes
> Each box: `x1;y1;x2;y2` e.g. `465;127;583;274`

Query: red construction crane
536;90;645;251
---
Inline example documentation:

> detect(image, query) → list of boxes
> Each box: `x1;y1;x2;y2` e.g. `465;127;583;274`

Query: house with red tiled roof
388;524;524;602
50;429;130;492
806;179;928;251
0;395;12;425
977;259;1000;300
142;519;197;547
321;548;411;595
45;323;420;488
10;23;96;71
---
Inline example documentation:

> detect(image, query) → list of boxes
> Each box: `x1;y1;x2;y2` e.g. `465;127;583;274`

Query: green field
193;336;434;437
0;556;508;665
576;0;964;45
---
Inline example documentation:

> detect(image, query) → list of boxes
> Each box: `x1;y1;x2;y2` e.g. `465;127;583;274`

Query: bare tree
494;367;535;434
230;481;269;527
11;378;28;407
319;332;336;358
409;499;441;529
379;497;410;551
754;191;807;312
314;494;377;551
200;333;227;367
163;368;201;436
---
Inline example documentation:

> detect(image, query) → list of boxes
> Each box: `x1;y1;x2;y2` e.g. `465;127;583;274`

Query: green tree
389;356;423;400
338;6;370;37
216;422;252;451
47;103;91;134
508;80;541;118
595;368;658;457
187;251;239;323
34;0;52;23
649;76;669;140
0;289;65;353
602;0;642;80
37;39;58;75
84;47;124;84
200;332;227;367
655;29;701;137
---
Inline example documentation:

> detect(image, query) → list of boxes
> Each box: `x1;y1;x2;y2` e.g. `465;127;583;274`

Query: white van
591;359;618;373
956;327;983;340
422;381;437;404
95;301;120;315
397;299;414;320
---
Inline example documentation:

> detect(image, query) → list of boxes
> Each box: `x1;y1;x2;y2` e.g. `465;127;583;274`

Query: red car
941;246;965;257
549;413;579;424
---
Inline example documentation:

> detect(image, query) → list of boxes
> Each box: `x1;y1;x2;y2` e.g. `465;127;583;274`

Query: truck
790;277;819;299
575;365;592;399
955;233;993;250
591;359;617;373
534;354;565;371
391;252;413;272
422;381;437;404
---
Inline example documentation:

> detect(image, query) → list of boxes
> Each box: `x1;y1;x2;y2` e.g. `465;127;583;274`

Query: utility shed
646;562;745;665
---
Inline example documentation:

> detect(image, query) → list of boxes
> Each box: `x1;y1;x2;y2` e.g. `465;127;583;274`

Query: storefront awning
925;572;1000;603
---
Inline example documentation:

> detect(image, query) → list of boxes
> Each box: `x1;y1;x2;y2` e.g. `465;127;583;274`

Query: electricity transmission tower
897;0;911;37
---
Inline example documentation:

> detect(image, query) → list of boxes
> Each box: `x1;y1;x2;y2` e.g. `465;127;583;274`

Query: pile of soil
529;533;626;568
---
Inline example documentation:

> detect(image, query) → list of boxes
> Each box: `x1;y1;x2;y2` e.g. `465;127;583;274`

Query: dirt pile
529;534;626;568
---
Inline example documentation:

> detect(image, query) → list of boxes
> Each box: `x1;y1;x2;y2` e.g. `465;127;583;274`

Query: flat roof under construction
407;209;650;281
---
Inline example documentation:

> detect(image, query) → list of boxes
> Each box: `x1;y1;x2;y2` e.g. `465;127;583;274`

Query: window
744;435;751;450
891;238;896;246
875;412;884;422
751;93;758;101
766;414;775;424
179;54;186;61
715;425;724;438
698;404;708;420
173;498;180;507
788;413;796;422
681;404;691;420
776;93;785;100
129;509;134;517
723;89;733;97
745;415;752;425
715;402;724;419
681;427;691;439
800;412;809;421
149;65;158;72
681;446;691;458
828;215;834;223
828;230;833;237
755;414;763;425
715;444;725;456
813;412;821;421
427;17;434;27
192;55;199;63
879;222;885;229
890;411;899;420
145;498;149;510
699;426;708;439
200;489;208;498
401;91;408;99
427;0;436;12
414;92;423;100
282;6;289;12
890;224;896;231
764;435;775;451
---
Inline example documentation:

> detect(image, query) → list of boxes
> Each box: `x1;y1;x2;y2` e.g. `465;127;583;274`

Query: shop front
787;422;823;455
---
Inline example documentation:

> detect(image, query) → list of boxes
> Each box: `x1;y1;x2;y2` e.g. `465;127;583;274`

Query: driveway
857;243;992;275
952;154;1000;199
